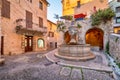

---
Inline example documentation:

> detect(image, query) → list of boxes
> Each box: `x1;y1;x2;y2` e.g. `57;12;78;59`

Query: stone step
0;58;5;66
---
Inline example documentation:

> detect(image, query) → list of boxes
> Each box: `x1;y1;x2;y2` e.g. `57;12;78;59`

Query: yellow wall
62;0;92;16
47;20;58;48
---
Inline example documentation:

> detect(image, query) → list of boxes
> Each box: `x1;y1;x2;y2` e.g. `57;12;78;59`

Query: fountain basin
55;44;95;61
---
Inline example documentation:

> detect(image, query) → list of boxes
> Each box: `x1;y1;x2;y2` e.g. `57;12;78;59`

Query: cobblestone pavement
0;51;115;80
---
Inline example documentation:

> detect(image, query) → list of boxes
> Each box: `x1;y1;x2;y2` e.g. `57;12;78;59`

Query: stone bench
0;58;5;66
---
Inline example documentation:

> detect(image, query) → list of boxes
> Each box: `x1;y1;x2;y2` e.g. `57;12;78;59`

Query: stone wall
109;34;120;63
76;19;113;50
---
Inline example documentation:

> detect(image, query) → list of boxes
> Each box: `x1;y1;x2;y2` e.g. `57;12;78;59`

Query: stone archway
64;31;77;44
64;31;71;44
85;28;104;49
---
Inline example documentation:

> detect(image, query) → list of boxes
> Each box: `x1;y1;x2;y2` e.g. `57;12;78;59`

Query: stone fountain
55;21;95;61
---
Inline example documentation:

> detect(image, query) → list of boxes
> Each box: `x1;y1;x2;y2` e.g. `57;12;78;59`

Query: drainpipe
0;0;2;57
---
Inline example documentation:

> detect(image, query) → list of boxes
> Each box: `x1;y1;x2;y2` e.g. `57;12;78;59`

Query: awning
60;15;73;20
74;13;86;18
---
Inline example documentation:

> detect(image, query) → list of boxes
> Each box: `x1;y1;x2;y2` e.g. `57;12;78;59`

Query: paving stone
82;69;114;80
0;51;115;80
60;67;71;76
70;68;82;80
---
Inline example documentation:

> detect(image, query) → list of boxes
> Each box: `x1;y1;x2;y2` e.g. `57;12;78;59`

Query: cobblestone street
0;50;115;80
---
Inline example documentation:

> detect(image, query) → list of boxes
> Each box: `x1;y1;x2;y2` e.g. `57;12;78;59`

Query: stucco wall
62;0;93;16
47;20;58;49
109;34;120;63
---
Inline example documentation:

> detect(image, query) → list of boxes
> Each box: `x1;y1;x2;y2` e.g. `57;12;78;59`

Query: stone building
0;0;49;55
109;0;120;63
47;20;58;49
61;0;93;16
109;0;120;33
61;0;109;50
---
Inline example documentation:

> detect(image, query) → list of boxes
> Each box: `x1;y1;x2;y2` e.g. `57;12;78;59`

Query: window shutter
1;0;10;18
39;17;43;27
26;11;32;28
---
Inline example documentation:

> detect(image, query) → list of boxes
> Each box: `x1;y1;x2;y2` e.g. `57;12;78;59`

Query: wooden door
1;36;4;55
25;36;33;52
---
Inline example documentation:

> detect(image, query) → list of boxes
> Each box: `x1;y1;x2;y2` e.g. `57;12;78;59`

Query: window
39;17;43;27
116;6;120;13
26;11;33;28
1;0;10;18
116;17;120;23
38;39;44;48
77;1;80;7
50;23;52;30
39;1;43;10
48;32;54;37
117;0;120;2
27;0;32;3
66;0;70;6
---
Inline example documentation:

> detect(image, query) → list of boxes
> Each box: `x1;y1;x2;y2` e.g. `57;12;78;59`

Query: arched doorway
64;31;71;44
85;28;104;49
64;31;77;44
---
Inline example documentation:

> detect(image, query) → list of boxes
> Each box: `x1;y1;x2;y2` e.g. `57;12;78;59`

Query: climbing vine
105;41;110;55
115;37;119;43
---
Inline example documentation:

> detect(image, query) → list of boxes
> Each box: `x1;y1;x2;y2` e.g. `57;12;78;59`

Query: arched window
38;39;44;48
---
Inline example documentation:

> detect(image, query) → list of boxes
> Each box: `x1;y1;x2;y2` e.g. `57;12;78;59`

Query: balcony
15;19;47;36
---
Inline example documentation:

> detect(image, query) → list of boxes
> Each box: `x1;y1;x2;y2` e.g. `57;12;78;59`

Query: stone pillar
0;0;2;57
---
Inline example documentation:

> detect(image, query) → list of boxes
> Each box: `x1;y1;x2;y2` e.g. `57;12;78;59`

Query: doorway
1;36;4;55
85;28;104;49
64;31;71;44
55;42;57;48
25;36;33;52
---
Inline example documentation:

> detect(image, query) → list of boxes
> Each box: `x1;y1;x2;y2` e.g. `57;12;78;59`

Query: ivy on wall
91;8;115;26
105;41;110;55
115;37;119;43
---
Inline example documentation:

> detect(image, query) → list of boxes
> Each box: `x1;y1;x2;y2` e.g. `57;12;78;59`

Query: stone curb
45;50;113;73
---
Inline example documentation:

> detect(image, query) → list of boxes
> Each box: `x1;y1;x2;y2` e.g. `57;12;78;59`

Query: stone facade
47;20;58;49
109;34;120;63
59;0;110;50
62;19;113;50
74;0;111;50
109;0;120;33
0;0;49;55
